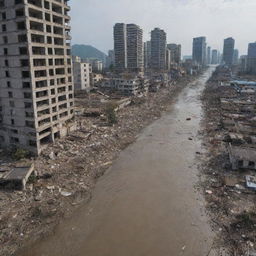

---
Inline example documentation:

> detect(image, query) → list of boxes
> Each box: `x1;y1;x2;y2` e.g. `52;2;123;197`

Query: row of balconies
27;0;70;16
32;46;70;55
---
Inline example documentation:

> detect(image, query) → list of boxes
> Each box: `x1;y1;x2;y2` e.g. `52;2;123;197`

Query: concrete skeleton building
167;43;181;65
192;37;207;66
113;23;143;73
247;42;256;74
72;56;92;91
223;37;235;66
0;0;75;154
151;28;167;71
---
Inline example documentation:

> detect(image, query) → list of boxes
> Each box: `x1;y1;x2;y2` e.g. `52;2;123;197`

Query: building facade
0;0;75;154
192;37;207;66
72;56;92;91
151;28;167;71
223;37;235;66
247;42;256;74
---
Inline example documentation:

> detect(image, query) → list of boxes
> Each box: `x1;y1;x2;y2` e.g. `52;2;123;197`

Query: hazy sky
70;0;256;56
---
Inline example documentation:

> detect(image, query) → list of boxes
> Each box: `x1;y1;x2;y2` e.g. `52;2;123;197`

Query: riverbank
0;73;201;256
200;69;256;255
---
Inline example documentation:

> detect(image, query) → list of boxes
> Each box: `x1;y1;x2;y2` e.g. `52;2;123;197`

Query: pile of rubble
200;66;256;255
0;75;197;256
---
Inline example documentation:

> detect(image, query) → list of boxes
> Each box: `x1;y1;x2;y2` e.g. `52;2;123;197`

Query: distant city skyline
70;0;256;56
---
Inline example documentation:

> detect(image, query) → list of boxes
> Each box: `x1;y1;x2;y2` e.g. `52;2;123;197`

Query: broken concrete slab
0;163;35;190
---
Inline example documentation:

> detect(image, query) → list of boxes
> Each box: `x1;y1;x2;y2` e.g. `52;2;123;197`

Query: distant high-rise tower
150;28;167;70
233;49;239;65
211;49;219;65
113;23;143;73
192;37;207;66
126;24;143;72
144;41;151;69
247;42;256;74
223;37;235;66
106;50;115;68
0;0;74;154
114;23;127;72
207;46;211;65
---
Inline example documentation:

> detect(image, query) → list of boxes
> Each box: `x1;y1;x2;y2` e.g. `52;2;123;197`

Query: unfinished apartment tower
0;0;75;155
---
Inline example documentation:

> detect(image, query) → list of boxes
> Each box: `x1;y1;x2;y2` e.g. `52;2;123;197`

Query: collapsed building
220;79;256;170
100;76;149;97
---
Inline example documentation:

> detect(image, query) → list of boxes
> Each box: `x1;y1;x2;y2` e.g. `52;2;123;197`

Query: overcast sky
70;0;256;56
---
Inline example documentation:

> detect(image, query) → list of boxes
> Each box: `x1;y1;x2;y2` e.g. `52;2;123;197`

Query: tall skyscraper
247;42;256;74
240;55;248;73
114;23;127;72
167;44;181;64
113;23;143;73
192;37;207;66
144;41;151;69
150;28;167;70
207;46;211;65
211;49;219;65
223;37;235;66
0;0;74;154
233;49;239;65
126;24;143;72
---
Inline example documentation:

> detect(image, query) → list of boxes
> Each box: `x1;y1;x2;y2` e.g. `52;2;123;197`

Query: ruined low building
100;77;148;97
228;143;256;170
91;73;104;87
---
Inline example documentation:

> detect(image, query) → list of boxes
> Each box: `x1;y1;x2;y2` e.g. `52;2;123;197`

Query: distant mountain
72;44;107;63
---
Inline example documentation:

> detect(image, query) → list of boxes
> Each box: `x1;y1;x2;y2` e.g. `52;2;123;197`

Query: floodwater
19;67;216;256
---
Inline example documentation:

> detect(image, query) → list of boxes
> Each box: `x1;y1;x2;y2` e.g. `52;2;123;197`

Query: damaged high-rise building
0;0;75;154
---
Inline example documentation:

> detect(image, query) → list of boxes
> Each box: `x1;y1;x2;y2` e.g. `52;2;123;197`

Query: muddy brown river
19;67;216;256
